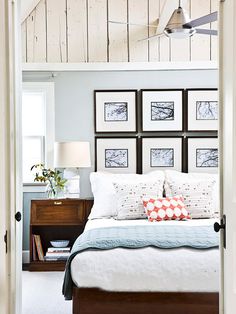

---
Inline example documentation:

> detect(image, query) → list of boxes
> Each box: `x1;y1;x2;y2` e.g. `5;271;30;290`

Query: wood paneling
67;0;88;62
108;0;128;62
159;0;170;62
128;0;149;62
191;0;211;61
170;0;190;61
210;0;218;61
88;0;108;62
21;21;27;63
21;0;219;63
46;0;67;62
148;0;160;62
26;0;47;62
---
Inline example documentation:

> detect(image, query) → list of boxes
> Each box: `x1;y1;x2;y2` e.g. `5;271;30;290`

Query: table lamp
54;141;91;198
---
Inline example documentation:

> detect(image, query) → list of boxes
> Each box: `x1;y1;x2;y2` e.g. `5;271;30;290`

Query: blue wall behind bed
22;69;218;252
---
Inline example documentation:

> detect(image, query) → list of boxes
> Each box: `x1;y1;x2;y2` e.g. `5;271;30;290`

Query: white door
0;0;22;313
220;0;236;313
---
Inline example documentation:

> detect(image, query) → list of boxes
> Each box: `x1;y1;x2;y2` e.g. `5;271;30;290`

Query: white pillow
165;170;218;218
114;181;163;220
89;171;165;219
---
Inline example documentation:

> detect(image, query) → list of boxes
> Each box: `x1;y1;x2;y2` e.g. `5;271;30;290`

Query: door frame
0;0;22;313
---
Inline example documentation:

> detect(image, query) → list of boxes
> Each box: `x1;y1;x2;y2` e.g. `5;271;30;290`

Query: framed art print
142;137;182;173
141;89;183;131
95;137;137;173
187;89;218;131
95;90;137;133
188;137;218;173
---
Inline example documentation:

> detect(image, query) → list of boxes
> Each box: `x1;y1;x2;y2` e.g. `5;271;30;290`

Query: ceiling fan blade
108;20;157;28
183;11;218;28
156;0;179;34
196;28;218;36
138;33;164;42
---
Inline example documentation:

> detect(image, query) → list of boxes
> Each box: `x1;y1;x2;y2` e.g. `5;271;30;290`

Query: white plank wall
88;0;108;62
159;0;170;61
47;0;67;62
128;0;149;62
170;0;190;61
26;0;47;62
21;0;219;63
108;0;128;62
191;0;211;61
210;0;218;61
67;0;87;62
148;0;160;62
21;22;27;63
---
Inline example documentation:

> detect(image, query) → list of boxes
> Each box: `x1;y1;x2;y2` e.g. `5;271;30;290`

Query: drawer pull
54;201;62;205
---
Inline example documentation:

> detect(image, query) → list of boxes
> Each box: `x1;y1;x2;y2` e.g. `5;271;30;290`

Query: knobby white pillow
89;171;165;219
165;170;217;219
114;181;163;220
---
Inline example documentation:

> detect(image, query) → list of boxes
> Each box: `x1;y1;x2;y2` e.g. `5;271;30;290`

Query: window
22;82;55;184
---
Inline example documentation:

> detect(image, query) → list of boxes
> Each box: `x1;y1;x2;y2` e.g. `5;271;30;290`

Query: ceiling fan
109;0;218;41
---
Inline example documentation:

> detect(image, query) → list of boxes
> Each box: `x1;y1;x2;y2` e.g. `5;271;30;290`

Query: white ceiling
21;0;41;22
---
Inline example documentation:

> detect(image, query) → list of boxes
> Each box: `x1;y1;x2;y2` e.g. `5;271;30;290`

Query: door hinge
4;231;8;254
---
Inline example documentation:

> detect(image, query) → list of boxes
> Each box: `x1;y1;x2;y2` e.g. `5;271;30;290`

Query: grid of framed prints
142;137;182;173
188;137;218;173
95;137;137;173
94;88;218;174
187;89;218;131
141;89;184;131
94;90;137;133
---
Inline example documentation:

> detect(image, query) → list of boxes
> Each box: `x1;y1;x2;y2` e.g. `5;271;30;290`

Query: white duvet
70;218;219;292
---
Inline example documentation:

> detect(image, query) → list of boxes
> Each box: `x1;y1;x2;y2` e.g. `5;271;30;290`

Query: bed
63;170;220;314
63;217;219;314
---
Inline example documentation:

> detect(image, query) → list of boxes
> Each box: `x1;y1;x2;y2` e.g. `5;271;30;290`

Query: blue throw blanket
62;224;219;300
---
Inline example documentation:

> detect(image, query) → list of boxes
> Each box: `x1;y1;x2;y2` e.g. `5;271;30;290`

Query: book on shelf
45;252;70;258
33;234;44;261
47;247;71;253
32;235;38;261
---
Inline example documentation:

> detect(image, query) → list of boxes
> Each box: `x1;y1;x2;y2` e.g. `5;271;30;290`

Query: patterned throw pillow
166;179;216;219
113;181;163;220
143;196;190;222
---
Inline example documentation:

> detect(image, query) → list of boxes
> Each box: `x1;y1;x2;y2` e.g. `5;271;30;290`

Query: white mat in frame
95;137;137;173
142;137;183;173
141;89;184;132
188;137;218;173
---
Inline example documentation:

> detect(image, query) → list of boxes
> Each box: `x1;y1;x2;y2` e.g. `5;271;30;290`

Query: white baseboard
22;250;30;264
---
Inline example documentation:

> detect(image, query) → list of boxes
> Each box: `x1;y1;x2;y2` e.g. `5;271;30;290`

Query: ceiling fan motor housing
164;7;196;39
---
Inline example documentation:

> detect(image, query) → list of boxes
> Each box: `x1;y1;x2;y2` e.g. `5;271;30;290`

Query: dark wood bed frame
72;288;219;314
71;201;219;314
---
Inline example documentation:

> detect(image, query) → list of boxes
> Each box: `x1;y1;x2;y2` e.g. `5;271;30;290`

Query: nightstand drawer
31;199;85;225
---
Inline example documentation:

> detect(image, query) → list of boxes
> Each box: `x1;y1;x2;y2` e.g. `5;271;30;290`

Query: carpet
22;271;72;314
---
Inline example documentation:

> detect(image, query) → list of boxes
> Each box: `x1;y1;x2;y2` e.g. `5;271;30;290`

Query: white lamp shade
54;142;91;168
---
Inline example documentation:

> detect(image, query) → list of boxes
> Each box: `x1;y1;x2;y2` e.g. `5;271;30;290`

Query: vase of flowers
31;164;67;199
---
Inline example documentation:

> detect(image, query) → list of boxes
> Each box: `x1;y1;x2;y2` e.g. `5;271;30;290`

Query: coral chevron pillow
143;196;190;222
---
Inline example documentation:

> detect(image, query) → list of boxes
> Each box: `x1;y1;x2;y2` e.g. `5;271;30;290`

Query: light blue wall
22;69;218;250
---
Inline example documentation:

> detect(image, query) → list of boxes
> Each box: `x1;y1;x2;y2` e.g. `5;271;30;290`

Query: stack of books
44;247;71;261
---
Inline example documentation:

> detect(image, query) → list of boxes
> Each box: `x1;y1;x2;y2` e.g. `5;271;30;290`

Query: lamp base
63;168;80;198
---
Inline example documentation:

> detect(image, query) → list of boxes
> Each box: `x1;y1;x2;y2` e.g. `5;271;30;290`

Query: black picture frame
95;136;138;173
140;136;184;173
94;90;138;133
186;88;218;132
141;89;184;132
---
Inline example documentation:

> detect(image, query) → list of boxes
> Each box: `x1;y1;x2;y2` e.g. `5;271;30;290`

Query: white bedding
71;218;219;292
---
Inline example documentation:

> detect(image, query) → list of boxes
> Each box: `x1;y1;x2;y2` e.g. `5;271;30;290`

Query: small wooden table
29;198;93;271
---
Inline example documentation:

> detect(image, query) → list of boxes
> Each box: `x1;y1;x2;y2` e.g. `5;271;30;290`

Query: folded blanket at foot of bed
62;224;219;300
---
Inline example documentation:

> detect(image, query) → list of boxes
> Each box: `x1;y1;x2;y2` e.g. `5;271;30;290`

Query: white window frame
22;82;55;192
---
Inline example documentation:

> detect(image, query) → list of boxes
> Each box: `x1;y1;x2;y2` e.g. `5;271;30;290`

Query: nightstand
29;198;93;271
